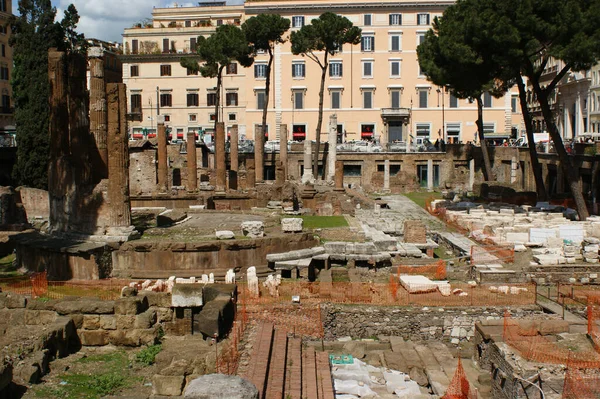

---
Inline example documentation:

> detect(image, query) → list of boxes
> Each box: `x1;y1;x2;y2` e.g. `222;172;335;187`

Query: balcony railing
381;107;410;118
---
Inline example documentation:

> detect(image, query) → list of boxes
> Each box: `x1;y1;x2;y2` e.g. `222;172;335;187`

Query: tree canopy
290;12;361;178
181;24;253;131
10;0;84;189
242;14;290;182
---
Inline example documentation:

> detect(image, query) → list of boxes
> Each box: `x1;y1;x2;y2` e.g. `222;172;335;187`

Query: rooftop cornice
244;1;453;13
120;53;198;63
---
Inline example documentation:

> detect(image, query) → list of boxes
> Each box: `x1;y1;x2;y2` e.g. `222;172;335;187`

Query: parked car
388;141;408;152
264;140;280;152
238;140;255;153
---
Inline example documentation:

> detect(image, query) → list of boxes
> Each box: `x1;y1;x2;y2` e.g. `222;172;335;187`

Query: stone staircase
243;322;334;399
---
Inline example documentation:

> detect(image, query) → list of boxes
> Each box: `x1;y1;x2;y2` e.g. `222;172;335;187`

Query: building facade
0;0;14;142
121;0;523;145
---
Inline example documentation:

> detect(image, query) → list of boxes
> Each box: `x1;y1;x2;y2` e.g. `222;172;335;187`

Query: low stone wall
113;233;319;278
321;304;546;344
16;187;49;222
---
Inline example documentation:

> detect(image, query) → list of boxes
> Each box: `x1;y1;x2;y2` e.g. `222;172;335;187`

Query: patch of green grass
404;191;442;209
293;216;349;229
136;344;162;366
0;253;18;278
33;351;139;399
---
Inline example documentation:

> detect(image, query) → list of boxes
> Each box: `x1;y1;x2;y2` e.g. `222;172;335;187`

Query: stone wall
321;304;547;344
16;187;49;222
112;233;319;278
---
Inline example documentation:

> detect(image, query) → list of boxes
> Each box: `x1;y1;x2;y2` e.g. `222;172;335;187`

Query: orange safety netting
442;358;477;399
470;245;515;265
588;296;600;351
216;302;249;375
0;275;128;300
562;367;600;399
503;312;600;368
237;282;536;308
395;260;447;280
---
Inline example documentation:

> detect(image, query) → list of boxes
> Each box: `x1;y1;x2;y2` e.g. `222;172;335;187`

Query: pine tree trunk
255;50;273;183
313;55;328;178
516;76;546;200
214;66;224;133
532;83;589;220
476;96;494;181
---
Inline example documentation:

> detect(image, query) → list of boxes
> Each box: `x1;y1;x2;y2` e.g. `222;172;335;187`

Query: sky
11;0;243;43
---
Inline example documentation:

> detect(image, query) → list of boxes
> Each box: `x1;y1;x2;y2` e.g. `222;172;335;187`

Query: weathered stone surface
152;374;185;396
241;221;264;238
194;298;234;338
134;309;157;329
160;359;193;377
172;285;203;307
139;292;171;308
82;315;100;330
281;218;303;233
99;315;116;330
409;367;429;387
0;293;27;309
55;300;115;315
404;220;427;244
157;210;188;227
216;230;235;240
79;330;108;346
184;374;258;399
114;297;148;315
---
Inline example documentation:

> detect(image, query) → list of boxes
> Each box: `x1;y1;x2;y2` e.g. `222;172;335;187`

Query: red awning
293;132;306;138
177;133;184;139
361;132;373;138
132;133;143;139
147;133;156;138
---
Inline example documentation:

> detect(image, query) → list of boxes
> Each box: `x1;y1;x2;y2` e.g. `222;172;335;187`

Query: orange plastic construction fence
395;260;447;280
0;275;127;300
562;368;600;399
503;312;600;368
216;302;249;375
442;358;477;399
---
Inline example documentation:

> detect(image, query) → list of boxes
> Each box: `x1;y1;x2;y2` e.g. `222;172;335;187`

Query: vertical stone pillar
427;159;434;191
229;124;238;190
215;122;226;192
255;124;264;183
327;114;337;182
302;139;314;184
48;49;69;232
275;161;284;185
157;119;168;193
88;51;108;181
334;160;344;191
246;159;255;189
107;83;132;228
68;53;91;185
469;159;475;191
383;159;390;192
280;124;288;180
556;162;564;194
187;132;197;191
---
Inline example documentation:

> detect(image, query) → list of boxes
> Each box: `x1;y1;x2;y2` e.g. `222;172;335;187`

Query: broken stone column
275;161;284;185
187;132;197;191
302;139;314;184
246;159;255;189
556;162;564;193
247;266;259;298
280;124;288;180
229;124;238;190
335;160;344;191
215;122;226;192
88;49;108;181
107;83;132;229
255;124;264;183
327;114;337;182
427;159;434;191
383;159;391;192
469;159;475;191
157;118;168;193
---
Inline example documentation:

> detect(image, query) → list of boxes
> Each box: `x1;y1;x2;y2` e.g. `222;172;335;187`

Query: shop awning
132;133;144;139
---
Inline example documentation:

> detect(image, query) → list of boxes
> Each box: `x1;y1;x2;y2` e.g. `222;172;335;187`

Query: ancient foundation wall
16;187;49;222
321;304;547;343
112;233;319;278
130;196;205;209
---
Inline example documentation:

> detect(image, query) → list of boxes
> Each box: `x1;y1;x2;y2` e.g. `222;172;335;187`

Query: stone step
302;347;318;399
265;329;288;399
247;322;274;399
391;340;424;370
285;337;302;399
316;351;335;399
426;369;451;397
427;341;457;380
414;344;443;370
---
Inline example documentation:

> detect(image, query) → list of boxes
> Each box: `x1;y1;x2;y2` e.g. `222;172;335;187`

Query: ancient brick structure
187;132;197;191
403;220;427;244
279;124;288;180
157;120;168;193
334;160;344;191
229;124;238;190
215;122;226;192
106;83;132;230
254;124;264;183
88;49;108;182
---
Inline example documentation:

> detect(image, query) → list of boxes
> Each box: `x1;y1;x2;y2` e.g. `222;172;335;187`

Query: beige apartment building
589;63;600;134
121;0;523;145
0;0;14;140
